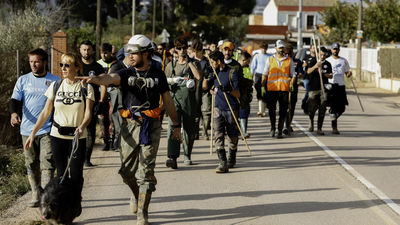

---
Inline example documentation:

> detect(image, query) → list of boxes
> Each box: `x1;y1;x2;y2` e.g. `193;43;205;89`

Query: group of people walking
10;34;352;225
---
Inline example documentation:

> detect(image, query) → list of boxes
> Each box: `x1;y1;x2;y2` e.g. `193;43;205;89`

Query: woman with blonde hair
25;53;95;208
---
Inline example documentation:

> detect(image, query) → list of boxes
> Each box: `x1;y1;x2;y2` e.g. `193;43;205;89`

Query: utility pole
152;0;156;41
297;0;303;50
356;0;363;80
132;0;136;36
96;0;101;60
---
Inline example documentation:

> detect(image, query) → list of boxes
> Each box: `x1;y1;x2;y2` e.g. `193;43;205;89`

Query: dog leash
60;134;80;184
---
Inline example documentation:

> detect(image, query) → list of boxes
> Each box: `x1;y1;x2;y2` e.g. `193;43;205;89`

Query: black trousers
50;136;86;193
266;91;289;130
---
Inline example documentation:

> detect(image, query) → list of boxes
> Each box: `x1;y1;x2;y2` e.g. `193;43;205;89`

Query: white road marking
293;120;400;217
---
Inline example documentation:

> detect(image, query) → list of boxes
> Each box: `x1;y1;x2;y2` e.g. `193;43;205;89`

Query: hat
222;41;234;50
331;43;340;49
217;40;224;47
275;40;285;48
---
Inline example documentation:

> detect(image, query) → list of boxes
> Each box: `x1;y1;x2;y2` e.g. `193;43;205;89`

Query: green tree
321;1;358;44
364;0;400;43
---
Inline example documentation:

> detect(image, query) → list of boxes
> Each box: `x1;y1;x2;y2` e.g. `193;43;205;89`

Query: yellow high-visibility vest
266;56;291;91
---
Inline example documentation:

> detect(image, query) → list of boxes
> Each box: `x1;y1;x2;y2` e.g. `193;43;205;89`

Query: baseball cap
275;40;285;48
217;40;224;47
331;43;340;49
222;41;234;50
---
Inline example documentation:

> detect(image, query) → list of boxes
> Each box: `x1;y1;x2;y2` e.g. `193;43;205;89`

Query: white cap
276;40;285;48
217;40;224;47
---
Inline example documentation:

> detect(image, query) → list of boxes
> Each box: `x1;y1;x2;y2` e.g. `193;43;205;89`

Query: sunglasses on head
176;47;187;51
59;63;70;68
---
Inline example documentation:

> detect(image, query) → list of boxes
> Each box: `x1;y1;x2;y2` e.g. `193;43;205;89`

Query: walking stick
312;34;326;100
206;56;252;155
209;93;215;155
350;77;365;112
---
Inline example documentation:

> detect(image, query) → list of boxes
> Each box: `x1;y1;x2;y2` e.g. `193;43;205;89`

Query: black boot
216;149;229;173
227;149;237;168
332;120;340;134
269;111;276;137
317;112;325;135
277;115;285;139
308;115;314;132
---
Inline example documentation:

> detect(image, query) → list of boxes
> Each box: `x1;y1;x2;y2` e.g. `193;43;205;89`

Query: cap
275;40;285;48
222;41;234;50
217;40;224;47
331;43;340;49
125;34;152;53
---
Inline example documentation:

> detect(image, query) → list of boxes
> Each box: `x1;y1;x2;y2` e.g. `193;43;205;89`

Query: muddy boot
317;113;325;135
41;170;54;188
27;173;40;207
129;182;139;214
277;116;285;139
137;191;152;225
227;149;237;168
216;149;229;173
308;115;314;132
332;120;340;134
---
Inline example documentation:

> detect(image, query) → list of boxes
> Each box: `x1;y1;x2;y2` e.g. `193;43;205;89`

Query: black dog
40;177;82;225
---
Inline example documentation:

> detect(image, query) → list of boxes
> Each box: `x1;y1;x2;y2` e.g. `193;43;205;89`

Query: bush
0;148;29;211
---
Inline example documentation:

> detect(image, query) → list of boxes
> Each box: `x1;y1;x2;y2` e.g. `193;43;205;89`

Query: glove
219;85;232;93
127;76;137;86
186;79;195;89
290;85;294;92
261;86;267;97
145;78;154;88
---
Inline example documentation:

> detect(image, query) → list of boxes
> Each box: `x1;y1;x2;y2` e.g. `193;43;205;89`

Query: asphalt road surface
2;86;400;225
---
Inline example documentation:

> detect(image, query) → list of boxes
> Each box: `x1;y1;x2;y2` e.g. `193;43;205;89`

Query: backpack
227;65;253;108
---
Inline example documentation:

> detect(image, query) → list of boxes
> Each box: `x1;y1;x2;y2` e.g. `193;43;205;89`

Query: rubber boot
261;101;266;117
277;115;285;139
128;182;139;214
136;191;152;225
332;119;340;134
41;170;54;188
258;100;265;117
227;149;237;168
27;173;40;207
317;113;325;135
269;111;276;137
308;115;314;132
216;149;229;173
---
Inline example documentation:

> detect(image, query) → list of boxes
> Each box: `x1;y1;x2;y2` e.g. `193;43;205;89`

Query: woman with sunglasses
25;53;95;217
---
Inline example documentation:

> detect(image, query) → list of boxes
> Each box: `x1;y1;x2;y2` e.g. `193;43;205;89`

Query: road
2;86;400;225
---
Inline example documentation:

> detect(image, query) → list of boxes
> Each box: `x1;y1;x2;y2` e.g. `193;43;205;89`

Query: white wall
263;0;278;25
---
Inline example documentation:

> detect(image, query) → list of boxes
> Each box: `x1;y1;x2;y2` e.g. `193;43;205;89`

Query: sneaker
317;130;325;135
166;158;178;169
283;128;288;135
184;155;192;165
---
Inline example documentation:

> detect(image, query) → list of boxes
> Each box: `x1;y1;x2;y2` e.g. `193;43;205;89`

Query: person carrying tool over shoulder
202;50;240;173
164;37;202;169
261;40;296;139
78;34;182;225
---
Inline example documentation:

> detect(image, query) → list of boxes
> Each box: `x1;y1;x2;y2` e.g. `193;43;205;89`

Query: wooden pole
209;94;215;155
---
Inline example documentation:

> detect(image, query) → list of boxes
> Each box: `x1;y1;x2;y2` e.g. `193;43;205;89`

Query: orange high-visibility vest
266;56;291;91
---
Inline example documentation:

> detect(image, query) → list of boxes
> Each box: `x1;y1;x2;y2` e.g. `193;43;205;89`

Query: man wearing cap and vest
262;40;296;139
164;38;202;169
79;34;182;225
326;42;352;134
221;41;243;167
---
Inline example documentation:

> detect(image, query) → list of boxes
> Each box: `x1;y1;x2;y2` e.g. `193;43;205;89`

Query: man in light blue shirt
10;48;60;207
250;41;269;117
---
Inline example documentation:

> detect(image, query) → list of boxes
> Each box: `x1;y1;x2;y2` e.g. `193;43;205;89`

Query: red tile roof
246;25;288;35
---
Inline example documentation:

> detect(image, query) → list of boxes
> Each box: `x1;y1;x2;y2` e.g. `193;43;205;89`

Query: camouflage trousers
119;118;161;193
213;107;239;151
21;134;54;175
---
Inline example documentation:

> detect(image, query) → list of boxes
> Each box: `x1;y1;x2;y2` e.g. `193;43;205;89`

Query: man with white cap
326;42;352;134
262;40;296;138
79;34;182;225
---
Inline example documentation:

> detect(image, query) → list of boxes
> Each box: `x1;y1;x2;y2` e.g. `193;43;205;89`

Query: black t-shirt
82;60;104;101
118;62;169;111
303;55;316;80
305;58;332;91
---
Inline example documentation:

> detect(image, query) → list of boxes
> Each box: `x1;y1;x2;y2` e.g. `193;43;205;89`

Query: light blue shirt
11;72;60;136
250;52;269;75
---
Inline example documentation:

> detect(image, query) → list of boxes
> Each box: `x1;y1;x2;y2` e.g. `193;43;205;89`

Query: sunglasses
176;47;187;51
59;63;71;68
